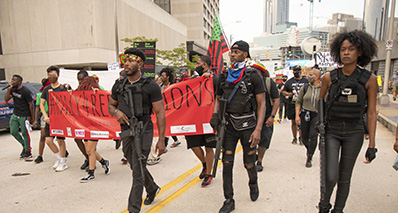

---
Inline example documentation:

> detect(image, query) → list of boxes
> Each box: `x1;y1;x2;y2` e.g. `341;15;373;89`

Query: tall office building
363;0;390;41
264;0;290;33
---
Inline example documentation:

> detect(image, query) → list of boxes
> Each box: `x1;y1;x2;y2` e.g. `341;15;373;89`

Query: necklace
129;74;141;84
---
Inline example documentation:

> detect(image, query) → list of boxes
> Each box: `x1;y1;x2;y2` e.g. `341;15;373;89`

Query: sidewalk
378;93;398;134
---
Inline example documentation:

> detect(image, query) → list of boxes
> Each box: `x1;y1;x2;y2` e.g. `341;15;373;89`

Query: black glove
210;113;220;131
365;147;378;162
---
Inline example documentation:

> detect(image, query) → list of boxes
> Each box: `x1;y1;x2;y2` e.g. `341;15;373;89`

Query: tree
121;37;197;72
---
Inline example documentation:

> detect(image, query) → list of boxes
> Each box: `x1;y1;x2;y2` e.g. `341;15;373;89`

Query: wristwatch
270;115;275;118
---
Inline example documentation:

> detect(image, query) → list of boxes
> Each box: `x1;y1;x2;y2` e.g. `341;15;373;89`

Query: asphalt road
0;120;397;213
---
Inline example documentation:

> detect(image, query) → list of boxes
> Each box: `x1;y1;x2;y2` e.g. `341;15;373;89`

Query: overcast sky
219;0;397;43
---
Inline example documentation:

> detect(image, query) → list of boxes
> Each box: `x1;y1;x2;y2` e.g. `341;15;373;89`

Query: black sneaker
219;199;235;213
80;174;95;183
102;160;110;175
199;167;207;179
115;140;121;149
256;161;263;172
34;156;43;164
249;183;259;201
24;151;33;162
81;159;89;170
201;175;213;188
20;149;26;160
144;187;161;205
291;138;297;144
299;137;303;145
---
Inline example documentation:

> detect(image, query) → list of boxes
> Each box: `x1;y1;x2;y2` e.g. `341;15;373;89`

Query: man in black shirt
40;66;68;172
4;74;34;160
277;75;288;122
282;65;308;144
210;40;266;213
109;48;166;213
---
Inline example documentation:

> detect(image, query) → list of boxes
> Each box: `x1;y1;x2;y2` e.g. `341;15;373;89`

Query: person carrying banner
251;63;279;172
109;48;165;213
73;69;91;170
76;76;110;182
281;65;308;144
295;65;322;168
32;78;51;163
40;66;69;172
184;55;217;187
317;30;378;213
210;40;266;213
4;74;35;161
159;67;181;150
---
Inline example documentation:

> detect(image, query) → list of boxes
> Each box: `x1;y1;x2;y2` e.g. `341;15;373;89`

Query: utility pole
114;0;120;63
380;0;396;105
309;0;314;34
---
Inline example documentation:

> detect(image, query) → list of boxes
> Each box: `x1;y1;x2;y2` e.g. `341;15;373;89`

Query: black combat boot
306;154;313;168
249;183;259;201
219;199;235;213
318;203;332;213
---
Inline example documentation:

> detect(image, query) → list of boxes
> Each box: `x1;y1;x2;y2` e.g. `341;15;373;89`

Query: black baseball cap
231;40;251;59
291;65;302;71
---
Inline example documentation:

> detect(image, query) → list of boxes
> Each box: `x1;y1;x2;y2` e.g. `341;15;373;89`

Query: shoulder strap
303;83;309;94
330;69;339;84
265;77;273;105
357;67;372;86
227;73;246;104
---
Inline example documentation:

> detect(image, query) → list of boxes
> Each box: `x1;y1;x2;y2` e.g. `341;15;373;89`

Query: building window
0;33;2;55
0;69;5;80
154;0;171;14
203;5;207;14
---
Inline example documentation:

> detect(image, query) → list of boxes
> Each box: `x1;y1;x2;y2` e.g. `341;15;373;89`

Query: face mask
283;78;287;82
308;76;315;84
195;66;204;76
294;72;301;78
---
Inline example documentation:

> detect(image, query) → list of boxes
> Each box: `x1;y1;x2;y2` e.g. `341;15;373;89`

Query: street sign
386;40;393;50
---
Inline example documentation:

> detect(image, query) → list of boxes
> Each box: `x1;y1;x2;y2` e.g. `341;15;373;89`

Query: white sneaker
53;159;60;169
55;163;68;172
147;157;161;165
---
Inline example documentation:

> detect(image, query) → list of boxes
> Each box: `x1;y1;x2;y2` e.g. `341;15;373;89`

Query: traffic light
266;52;269;59
313;45;317;54
288;46;292;55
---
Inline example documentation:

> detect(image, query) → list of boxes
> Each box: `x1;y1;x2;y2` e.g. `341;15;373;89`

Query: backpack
265;77;274;106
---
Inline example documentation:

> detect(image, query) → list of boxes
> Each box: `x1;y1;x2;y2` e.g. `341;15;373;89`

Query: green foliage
121;36;196;73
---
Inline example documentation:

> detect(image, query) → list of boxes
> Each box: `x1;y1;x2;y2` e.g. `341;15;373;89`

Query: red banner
153;76;215;137
48;77;214;139
49;90;121;139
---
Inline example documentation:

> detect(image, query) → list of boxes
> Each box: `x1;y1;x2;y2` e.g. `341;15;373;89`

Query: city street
0;120;397;213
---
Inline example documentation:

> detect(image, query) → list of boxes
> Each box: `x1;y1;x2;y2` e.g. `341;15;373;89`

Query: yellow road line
144;146;243;213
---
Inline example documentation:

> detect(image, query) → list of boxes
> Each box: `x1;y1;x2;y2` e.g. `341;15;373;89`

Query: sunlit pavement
0;118;397;213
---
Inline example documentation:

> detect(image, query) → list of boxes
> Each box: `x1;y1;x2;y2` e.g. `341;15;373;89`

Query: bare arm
266;98;279;127
318;72;331;99
152;99;166;156
249;92;266;147
28;101;34;124
4;86;12;102
108;97;129;125
364;74;378;163
39;98;50;124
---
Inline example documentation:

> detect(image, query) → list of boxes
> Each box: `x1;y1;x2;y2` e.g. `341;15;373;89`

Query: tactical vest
220;68;257;114
116;75;152;119
327;67;371;121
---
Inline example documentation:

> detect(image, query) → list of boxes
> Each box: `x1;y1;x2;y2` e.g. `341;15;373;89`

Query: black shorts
44;123;65;139
259;124;274;149
185;134;216;149
287;103;296;120
83;139;99;142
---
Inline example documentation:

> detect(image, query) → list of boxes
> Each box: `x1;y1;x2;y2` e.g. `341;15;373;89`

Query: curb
377;113;398;134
